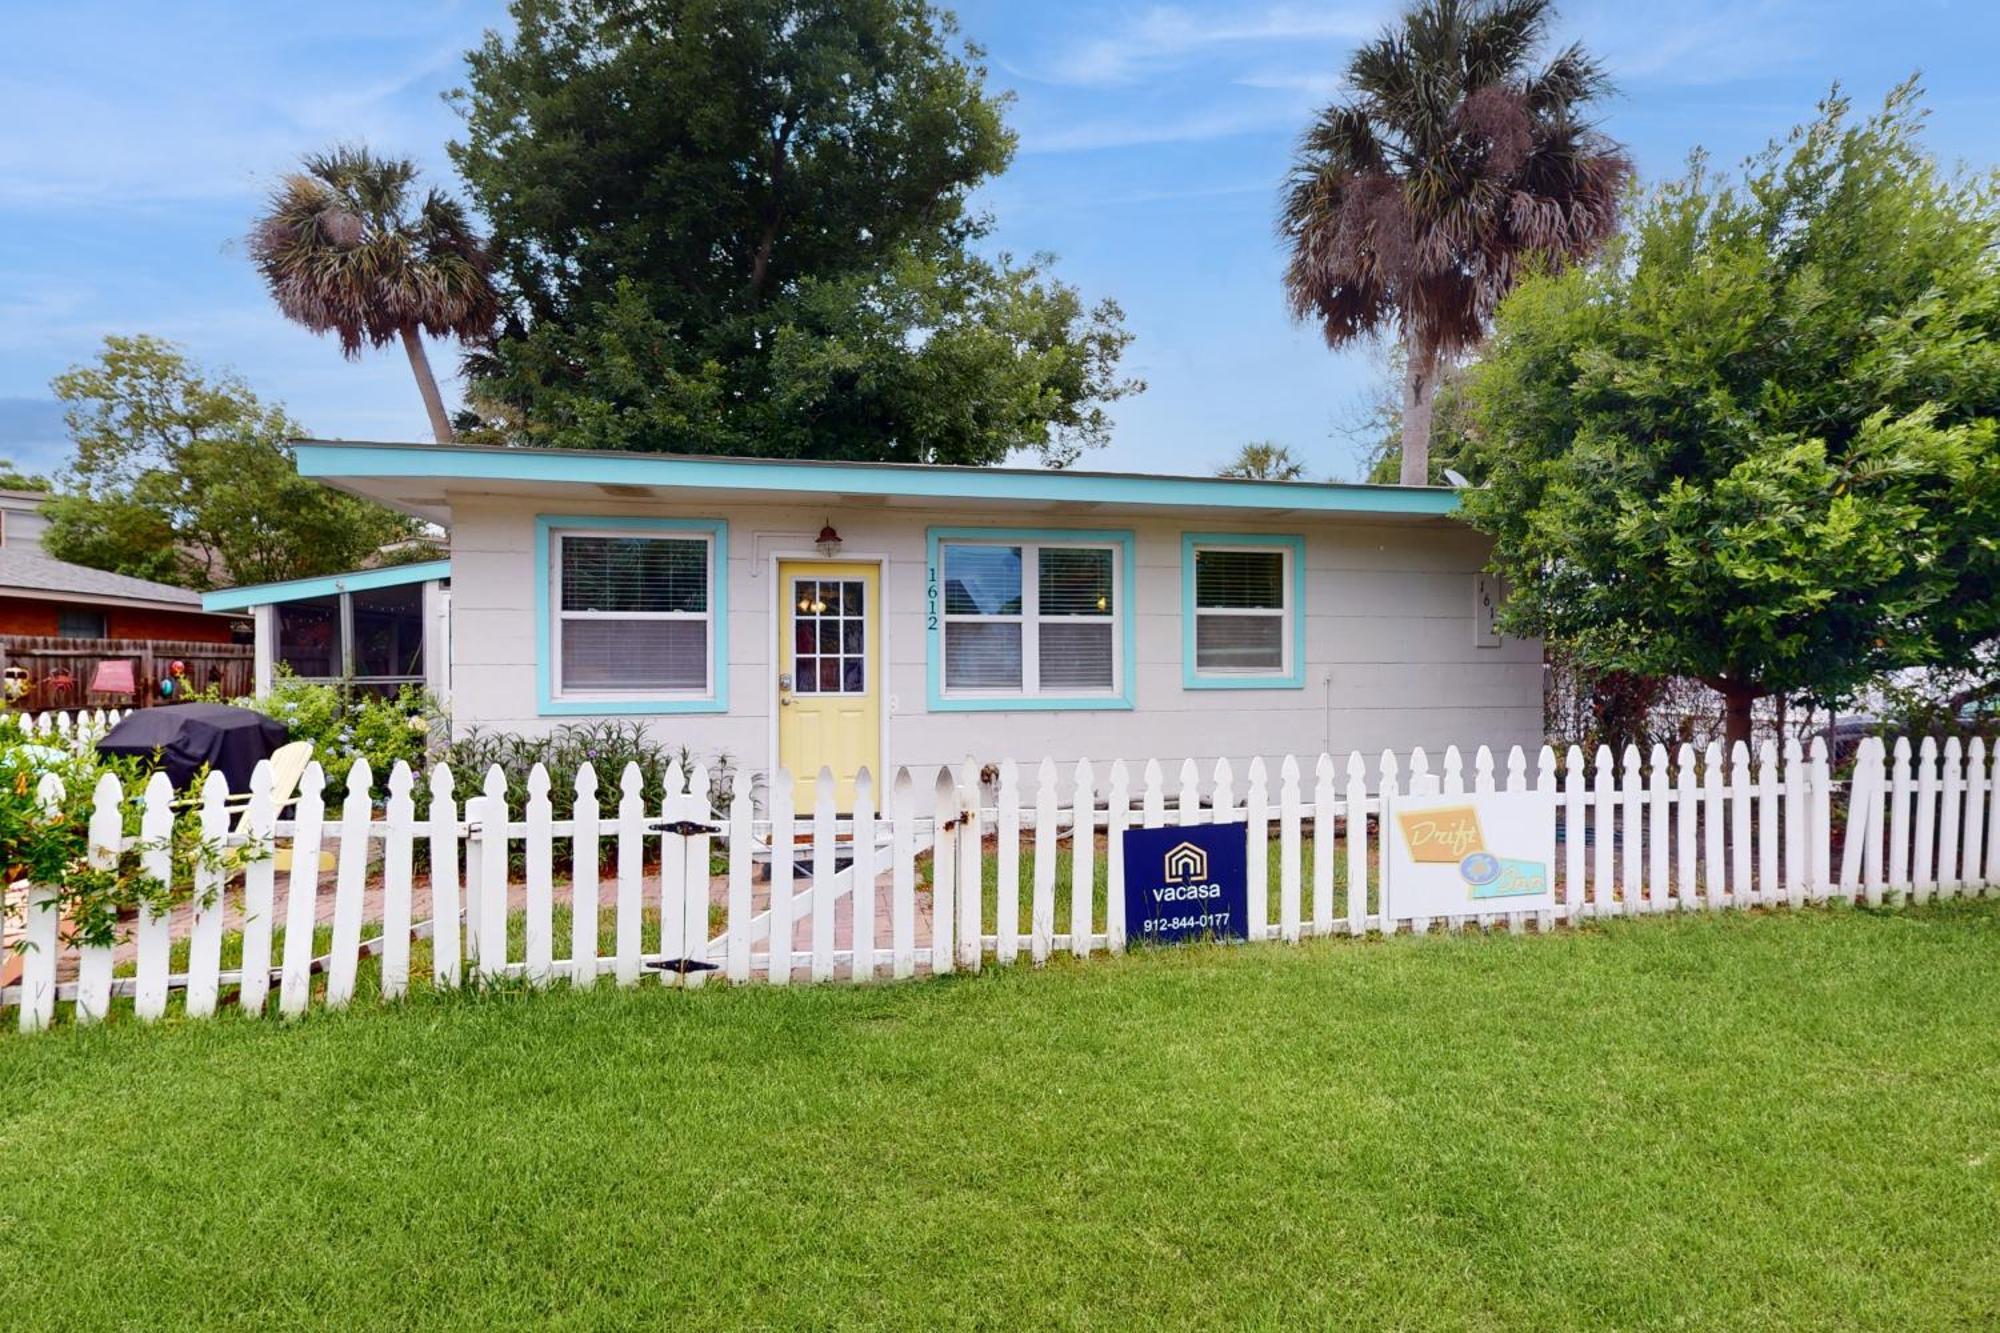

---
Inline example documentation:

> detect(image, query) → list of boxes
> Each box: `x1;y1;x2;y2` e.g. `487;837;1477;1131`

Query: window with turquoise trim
551;529;714;698
1190;542;1293;677
940;537;1119;698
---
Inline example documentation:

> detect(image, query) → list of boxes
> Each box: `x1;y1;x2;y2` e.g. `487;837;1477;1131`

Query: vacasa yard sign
1382;788;1558;921
1122;822;1249;944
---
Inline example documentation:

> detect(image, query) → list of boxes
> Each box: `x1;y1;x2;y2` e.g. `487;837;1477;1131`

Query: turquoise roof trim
294;440;1461;517
200;559;450;612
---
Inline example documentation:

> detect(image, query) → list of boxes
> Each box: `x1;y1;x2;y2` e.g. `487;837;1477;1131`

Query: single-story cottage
256;440;1542;800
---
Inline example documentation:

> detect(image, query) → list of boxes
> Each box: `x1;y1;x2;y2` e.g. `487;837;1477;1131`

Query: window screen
55;607;107;640
1192;546;1289;674
554;532;712;696
276;596;343;680
351;582;425;681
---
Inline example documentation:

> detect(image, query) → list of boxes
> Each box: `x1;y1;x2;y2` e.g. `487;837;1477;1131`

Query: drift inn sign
1383;788;1558;921
1122;822;1249;944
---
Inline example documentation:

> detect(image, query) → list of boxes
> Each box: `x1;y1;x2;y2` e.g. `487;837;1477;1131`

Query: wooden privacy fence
0;637;251;713
3;734;1994;1033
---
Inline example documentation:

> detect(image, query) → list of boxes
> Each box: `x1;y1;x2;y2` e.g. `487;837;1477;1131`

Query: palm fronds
1279;0;1629;363
248;146;500;360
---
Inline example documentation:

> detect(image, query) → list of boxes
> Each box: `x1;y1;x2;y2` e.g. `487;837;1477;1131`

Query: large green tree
448;0;1138;464
1281;0;1629;486
1462;84;2000;745
42;336;425;590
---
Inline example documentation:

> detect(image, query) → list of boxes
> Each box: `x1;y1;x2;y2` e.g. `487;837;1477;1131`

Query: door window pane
791;577;867;696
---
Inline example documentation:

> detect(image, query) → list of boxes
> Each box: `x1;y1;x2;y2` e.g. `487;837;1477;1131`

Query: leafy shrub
2;727;267;950
235;673;436;804
434;721;734;875
436;720;733;819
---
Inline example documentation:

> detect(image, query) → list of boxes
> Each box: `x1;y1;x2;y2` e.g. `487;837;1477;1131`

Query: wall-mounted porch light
815;523;843;558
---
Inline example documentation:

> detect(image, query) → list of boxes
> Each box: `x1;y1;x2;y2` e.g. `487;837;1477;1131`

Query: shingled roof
0;546;207;610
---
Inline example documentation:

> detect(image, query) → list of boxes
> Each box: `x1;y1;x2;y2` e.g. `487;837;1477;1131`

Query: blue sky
2;1;1995;482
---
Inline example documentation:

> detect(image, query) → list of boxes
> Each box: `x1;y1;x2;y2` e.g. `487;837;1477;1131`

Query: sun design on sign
1163;841;1209;883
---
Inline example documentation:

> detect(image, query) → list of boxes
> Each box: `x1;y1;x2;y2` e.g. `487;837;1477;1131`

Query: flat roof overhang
293;440;1466;529
201;558;452;613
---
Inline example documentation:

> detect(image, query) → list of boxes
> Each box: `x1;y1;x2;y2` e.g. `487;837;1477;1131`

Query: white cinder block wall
447;493;1544;784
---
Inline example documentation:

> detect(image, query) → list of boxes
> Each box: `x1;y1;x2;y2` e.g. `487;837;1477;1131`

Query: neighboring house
0;489;237;644
0;488;250;709
283;440;1541;801
201;561;451;702
0;546;237;642
0;487;52;552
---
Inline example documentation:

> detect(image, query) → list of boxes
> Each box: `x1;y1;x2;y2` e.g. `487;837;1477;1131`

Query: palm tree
1280;0;1629;485
249;146;498;444
1217;442;1309;481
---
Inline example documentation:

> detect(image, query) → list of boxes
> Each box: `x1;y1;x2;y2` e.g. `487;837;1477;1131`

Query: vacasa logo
1163;841;1209;884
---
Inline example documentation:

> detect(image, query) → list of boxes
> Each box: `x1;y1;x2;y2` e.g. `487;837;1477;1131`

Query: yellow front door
777;561;881;808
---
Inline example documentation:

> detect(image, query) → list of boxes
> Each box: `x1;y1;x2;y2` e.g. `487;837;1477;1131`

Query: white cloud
1019;100;1303;153
0;9;477;211
1566;0;1818;88
1031;3;1384;87
1233;69;1348;96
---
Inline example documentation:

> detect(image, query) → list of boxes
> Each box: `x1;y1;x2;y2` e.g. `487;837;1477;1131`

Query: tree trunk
399;325;455;445
1400;344;1437;487
1720;681;1759;751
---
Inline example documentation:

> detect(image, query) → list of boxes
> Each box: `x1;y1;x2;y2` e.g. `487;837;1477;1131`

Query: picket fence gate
3;734;1995;1033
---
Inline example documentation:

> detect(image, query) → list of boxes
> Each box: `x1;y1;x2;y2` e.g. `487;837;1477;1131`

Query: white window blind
941;539;1118;697
554;532;712;696
1193;545;1289;674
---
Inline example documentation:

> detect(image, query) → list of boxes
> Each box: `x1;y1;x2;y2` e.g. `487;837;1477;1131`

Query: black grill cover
95;703;289;793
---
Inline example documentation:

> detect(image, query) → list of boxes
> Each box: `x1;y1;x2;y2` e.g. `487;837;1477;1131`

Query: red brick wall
0;599;56;635
0;597;240;643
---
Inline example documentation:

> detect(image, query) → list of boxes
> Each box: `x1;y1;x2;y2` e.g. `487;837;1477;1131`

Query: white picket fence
9;708;127;744
2;734;1993;1033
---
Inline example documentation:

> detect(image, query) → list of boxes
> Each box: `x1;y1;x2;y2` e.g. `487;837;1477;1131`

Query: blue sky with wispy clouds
2;1;1994;481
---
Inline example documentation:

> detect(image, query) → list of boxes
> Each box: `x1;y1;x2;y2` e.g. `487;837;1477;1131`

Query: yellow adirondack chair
220;742;334;874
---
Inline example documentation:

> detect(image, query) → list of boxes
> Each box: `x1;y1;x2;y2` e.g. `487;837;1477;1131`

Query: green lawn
5;902;1999;1329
